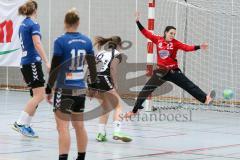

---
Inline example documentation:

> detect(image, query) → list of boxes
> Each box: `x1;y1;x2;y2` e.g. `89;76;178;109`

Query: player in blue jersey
13;0;50;138
45;9;97;160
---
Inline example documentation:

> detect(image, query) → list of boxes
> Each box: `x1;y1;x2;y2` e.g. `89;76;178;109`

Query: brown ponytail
18;0;38;16
94;36;122;50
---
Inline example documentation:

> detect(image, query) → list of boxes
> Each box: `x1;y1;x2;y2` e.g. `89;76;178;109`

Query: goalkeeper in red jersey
126;12;215;116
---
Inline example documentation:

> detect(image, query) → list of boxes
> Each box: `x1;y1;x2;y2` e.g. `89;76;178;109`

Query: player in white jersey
92;36;132;142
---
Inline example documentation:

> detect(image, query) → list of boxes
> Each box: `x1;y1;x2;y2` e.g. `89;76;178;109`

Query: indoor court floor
0;90;240;160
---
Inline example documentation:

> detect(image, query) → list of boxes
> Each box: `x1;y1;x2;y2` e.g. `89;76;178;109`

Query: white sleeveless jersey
96;49;120;74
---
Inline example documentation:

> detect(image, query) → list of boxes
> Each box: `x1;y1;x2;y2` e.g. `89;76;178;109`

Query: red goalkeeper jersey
140;27;199;70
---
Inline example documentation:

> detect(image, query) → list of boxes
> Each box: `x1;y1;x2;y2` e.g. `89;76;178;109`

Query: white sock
113;121;121;133
98;124;106;135
17;111;32;126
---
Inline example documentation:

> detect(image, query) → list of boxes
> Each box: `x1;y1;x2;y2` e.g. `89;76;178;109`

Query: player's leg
22;87;44;116
21;62;45;116
94;75;115;142
24;87;45;116
107;89;132;142
133;69;166;112
96;93;111;142
55;110;71;160
166;69;215;104
53;89;72;160
13;62;45;138
71;94;87;160
71;119;87;160
13;87;44;138
30;88;38;109
14;87;44;137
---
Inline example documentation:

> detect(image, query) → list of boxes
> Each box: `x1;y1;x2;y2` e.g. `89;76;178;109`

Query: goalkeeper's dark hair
163;26;176;38
94;36;122;50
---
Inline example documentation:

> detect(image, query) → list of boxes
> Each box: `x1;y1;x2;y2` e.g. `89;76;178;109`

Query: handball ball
223;89;234;100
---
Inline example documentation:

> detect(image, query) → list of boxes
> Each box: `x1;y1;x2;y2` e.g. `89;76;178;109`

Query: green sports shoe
96;133;107;142
113;132;132;142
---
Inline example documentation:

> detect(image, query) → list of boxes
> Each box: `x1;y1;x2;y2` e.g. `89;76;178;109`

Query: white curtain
0;0;27;67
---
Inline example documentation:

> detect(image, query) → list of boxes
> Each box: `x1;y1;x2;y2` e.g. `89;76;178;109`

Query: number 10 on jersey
69;49;85;71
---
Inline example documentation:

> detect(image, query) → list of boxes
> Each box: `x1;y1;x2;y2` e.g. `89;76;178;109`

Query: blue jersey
54;32;94;89
19;17;42;65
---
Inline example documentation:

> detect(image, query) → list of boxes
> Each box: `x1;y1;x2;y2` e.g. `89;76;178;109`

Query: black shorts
90;75;113;92
21;62;45;89
53;88;86;114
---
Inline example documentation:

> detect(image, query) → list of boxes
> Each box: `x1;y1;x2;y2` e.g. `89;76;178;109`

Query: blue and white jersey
19;17;42;65
53;32;94;89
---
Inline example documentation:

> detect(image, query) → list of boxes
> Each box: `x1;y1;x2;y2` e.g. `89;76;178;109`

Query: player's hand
46;94;53;105
135;11;140;21
200;42;208;50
